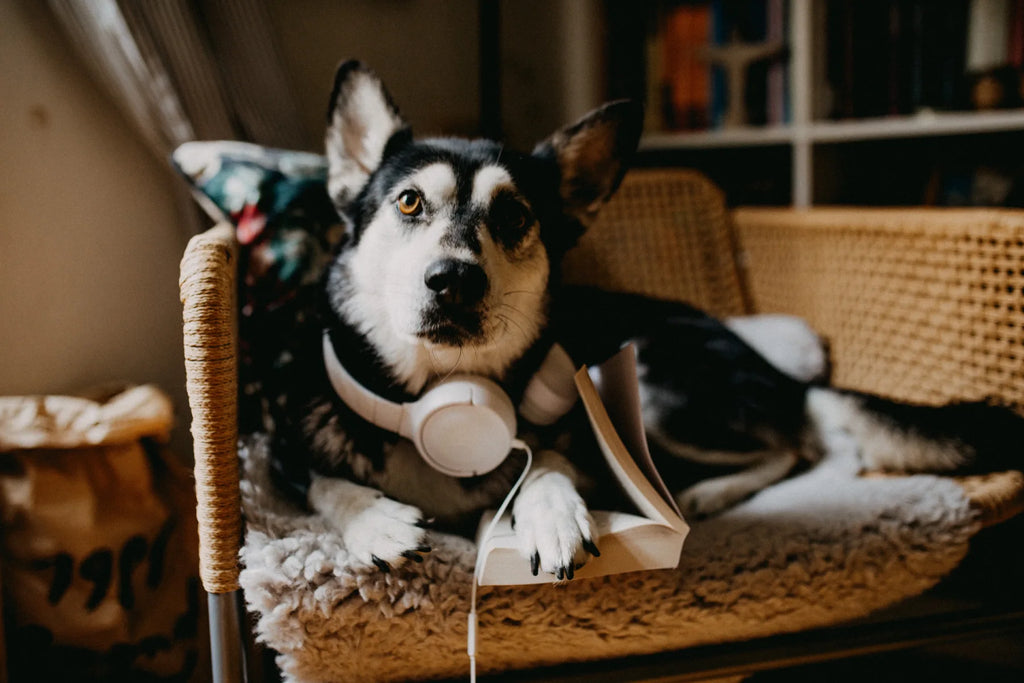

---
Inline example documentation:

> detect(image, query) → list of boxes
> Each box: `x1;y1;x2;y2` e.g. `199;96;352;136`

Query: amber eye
397;189;422;216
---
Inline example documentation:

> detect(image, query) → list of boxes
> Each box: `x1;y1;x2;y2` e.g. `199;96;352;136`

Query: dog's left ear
533;100;644;226
325;60;410;210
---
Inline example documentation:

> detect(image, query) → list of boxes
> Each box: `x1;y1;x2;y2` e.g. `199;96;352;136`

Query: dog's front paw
512;467;597;581
309;476;429;572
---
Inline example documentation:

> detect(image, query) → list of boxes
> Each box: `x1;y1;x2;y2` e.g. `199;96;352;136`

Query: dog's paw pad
513;471;596;580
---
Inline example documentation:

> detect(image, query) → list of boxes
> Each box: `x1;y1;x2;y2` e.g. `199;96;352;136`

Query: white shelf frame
640;110;1024;148
638;0;1024;206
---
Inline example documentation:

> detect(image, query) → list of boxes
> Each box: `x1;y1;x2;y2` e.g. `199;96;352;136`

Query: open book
475;345;690;586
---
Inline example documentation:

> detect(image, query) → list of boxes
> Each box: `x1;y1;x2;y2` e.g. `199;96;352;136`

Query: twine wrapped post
179;223;245;683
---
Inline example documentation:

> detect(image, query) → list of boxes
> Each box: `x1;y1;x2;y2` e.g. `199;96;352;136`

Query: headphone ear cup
407;377;517;478
519;344;579;425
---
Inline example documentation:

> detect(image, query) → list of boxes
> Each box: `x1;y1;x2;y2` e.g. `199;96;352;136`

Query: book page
589;345;684;519
575;354;687;533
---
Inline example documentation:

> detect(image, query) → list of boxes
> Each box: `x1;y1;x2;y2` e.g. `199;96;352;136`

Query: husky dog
270;60;642;580
272;61;1023;580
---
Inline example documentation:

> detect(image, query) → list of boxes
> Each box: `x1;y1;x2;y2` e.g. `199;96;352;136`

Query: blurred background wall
0;0;600;456
0;0;193;452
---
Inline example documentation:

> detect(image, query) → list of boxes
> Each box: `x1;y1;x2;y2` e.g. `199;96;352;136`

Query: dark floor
748;634;1024;683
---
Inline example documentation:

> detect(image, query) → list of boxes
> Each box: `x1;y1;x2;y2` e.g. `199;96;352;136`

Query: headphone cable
469;439;533;682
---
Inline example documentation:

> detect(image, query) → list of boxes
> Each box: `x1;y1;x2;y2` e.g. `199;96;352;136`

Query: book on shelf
662;2;711;130
823;0;1024;119
1011;0;1024;69
766;0;789;125
475;345;690;586
642;0;790;133
631;0;1024;134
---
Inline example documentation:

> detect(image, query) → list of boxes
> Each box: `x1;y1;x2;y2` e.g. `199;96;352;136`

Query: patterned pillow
172;141;345;432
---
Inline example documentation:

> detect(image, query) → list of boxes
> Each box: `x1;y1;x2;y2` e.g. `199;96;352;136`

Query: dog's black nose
424;259;488;307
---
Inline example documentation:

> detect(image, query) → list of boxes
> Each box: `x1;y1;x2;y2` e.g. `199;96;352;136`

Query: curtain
46;0;310;158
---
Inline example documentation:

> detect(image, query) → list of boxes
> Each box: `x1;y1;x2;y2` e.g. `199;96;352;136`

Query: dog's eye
396;190;422;216
493;199;532;233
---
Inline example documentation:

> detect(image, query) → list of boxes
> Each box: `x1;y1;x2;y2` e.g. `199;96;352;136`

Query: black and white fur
271;61;640;579
272;61;1024;580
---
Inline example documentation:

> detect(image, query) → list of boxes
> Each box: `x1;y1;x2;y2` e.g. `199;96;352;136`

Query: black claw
402;550;424;563
510;514;516;530
582;538;601;558
530;551;540;576
556;567;565;580
416;544;432;553
565;564;574;580
371;555;391;573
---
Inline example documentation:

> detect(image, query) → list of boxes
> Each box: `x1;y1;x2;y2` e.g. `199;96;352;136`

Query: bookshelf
624;0;1024;207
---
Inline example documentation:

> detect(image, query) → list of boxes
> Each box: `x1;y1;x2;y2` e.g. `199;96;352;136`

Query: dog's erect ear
533;100;644;226
325;60;410;209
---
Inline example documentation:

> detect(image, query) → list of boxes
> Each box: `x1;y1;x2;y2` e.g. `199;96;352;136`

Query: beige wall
266;0;606;152
0;1;192;454
266;0;482;147
501;0;606;150
0;0;606;459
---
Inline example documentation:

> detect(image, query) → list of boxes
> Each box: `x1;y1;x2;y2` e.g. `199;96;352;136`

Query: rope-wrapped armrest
179;223;241;594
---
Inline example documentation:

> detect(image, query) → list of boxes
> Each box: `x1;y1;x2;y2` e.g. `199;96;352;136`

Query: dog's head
323;60;642;391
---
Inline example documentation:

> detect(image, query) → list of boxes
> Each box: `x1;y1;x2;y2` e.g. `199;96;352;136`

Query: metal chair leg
209;590;247;683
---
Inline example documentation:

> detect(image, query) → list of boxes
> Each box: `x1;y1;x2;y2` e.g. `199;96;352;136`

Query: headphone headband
322;332;578;477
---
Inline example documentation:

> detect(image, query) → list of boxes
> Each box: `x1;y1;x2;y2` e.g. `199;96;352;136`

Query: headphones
322;333;578;478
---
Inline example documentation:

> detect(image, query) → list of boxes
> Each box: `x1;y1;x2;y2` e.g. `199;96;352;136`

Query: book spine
888;1;906;116
966;0;1011;72
908;0;927;112
692;4;711;130
938;1;970;110
1010;0;1024;67
824;0;856;119
744;0;770;127
662;5;685;130
645;7;666;133
663;2;712;131
767;0;785;125
710;0;728;128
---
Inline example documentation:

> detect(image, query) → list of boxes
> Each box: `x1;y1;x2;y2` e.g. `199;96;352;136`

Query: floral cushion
172;141;345;432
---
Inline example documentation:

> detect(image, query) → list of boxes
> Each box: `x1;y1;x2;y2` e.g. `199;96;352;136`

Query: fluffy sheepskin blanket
238;423;980;683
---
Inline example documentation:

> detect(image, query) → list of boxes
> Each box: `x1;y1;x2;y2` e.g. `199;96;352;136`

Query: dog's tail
806;387;1024;474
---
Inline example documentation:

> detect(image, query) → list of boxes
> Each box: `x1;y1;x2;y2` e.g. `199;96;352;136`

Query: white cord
469;439;533;682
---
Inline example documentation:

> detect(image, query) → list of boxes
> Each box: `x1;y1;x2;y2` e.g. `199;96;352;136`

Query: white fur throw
238;423;980;683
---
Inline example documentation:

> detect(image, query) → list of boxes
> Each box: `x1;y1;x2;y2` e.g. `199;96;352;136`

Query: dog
270;60;1024;580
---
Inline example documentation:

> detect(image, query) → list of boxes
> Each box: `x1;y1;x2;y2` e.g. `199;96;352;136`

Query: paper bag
0;385;203;681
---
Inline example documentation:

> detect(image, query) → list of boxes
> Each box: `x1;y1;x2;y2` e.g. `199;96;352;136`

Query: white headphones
322;333;578;477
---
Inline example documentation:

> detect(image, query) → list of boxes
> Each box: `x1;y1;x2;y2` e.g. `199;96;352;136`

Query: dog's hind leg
675;450;799;518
